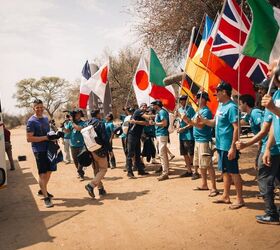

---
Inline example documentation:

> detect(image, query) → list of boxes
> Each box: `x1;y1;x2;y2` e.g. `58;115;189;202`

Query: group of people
25;61;280;225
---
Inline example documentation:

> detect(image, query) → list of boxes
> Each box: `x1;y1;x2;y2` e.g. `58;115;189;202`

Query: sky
0;0;137;114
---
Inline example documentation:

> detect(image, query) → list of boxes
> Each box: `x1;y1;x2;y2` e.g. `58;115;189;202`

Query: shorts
34;151;55;174
217;149;239;174
180;140;194;156
193;142;212;169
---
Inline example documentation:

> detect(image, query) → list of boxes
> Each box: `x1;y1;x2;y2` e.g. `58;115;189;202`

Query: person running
150;100;170;181
199;82;244;209
64;109;87;180
26;99;55;208
177;95;198;179
126;103;149;178
61;114;72;164
3;125;15;171
183;91;218;196
85;109;112;198
105;113;116;169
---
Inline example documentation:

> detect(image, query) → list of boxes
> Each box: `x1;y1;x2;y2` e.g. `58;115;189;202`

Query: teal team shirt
193;106;213;143
155;109;169;137
65;120;87;148
272;89;280;152
105;121;115;138
215;100;238;151
244;108;263;135
261;109;279;155
178;105;195;141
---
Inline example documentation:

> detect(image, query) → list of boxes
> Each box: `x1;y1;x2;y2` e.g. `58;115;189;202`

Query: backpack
81;124;102;152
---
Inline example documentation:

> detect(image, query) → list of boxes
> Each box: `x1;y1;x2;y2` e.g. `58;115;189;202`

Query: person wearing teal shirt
151;100;169;181
183;91;218;197
64;109;87;179
260;64;280;224
105;113;116;169
200;82;244;209
61;114;72;164
239;94;264;170
176;95;198;179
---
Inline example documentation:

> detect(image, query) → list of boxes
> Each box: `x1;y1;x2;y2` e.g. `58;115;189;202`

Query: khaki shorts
193;142;212;169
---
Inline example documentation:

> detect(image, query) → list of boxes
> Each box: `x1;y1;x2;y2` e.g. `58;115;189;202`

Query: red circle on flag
135;70;149;90
101;66;108;84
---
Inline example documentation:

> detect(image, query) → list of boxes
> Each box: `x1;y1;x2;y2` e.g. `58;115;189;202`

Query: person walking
61;114;72;164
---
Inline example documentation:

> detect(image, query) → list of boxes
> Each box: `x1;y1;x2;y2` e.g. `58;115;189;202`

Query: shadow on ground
0;161;85;250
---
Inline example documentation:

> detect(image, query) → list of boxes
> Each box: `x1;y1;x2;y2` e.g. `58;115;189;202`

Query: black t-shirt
128;109;146;137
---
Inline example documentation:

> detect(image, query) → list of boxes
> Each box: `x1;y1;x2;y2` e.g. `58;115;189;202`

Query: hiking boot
191;173;200;180
138;171;149;176
85;184;95;198
180;171;192;178
98;187;107;196
38;190;54;198
256;214;280;225
127;172;136;179
155;166;163;174
157;174;169;181
44;197;54;208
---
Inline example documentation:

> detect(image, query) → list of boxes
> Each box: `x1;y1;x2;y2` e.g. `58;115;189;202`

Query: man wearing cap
199;82;244;209
150;100;170;181
177;95;197;179
183;92;218;196
126;103;149;178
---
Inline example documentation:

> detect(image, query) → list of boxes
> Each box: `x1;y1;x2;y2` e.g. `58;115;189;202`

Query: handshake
47;131;64;141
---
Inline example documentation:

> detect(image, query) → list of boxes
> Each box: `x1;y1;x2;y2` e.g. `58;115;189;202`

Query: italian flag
149;48;176;111
243;0;280;63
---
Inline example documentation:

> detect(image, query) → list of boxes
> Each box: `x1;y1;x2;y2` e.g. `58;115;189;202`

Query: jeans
158;136;169;175
64;139;71;162
258;153;280;217
126;134;144;173
71;147;84;177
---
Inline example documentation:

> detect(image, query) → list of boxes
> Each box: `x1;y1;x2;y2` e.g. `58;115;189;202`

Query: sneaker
44;197;54;208
85;184;95;198
191;173;200;180
180;171;192;178
155;166;163;174
157;174;169;181
98;187;107;196
38;190;54;198
256;214;280;225
127;172;136;179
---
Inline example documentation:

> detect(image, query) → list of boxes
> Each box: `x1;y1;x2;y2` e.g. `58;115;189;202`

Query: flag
201;0;268;97
79;60;92;109
243;0;280;64
79;61;109;109
149;48;176;111
185;16;220;113
132;55;153;106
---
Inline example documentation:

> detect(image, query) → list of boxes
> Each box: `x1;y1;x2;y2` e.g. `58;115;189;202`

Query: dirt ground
0;126;280;250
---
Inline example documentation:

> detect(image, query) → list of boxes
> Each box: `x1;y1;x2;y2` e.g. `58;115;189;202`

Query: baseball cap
151;100;163;107
196;91;210;101
216;81;232;92
255;79;270;90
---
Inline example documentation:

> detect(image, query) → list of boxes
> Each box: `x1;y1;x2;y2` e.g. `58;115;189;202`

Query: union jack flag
201;0;268;95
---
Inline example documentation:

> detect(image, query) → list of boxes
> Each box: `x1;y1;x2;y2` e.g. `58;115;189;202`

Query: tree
14;76;70;118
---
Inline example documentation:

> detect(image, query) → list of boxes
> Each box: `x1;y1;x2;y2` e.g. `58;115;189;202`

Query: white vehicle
0;100;7;188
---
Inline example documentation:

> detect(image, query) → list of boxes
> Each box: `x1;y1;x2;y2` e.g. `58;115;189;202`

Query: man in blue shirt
200;82;244;209
61;114;72;164
176;95;198;179
64;109;87;180
150;100;170;181
26;99;54;208
183;91;218;197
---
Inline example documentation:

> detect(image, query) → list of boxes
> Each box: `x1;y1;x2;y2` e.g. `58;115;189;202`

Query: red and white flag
79;61;109;108
132;55;154;106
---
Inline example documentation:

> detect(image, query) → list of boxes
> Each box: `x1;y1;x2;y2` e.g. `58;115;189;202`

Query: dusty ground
0;126;280;250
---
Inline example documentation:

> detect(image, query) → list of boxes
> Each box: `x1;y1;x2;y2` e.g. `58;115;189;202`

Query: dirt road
0;126;279;250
